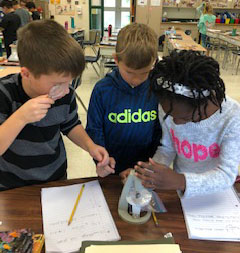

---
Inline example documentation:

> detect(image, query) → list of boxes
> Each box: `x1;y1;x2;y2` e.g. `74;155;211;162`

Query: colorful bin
225;18;230;24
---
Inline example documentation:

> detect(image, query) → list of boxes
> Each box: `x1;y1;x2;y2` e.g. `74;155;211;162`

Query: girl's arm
152;105;176;165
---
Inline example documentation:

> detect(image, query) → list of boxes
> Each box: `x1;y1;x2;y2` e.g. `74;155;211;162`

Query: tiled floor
66;51;240;179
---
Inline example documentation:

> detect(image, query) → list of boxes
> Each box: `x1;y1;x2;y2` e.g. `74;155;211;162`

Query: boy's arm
0;95;54;155
67;124;109;167
86;86;105;147
85;85;115;175
0;110;27;155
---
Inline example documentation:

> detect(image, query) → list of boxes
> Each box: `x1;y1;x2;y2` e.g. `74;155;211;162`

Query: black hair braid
149;50;226;121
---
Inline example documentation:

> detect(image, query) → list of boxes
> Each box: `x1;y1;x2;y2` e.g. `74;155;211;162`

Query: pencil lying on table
68;184;85;226
152;210;159;227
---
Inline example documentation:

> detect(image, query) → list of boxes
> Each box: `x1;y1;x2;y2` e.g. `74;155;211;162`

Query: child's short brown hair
17;20;85;78
116;23;158;69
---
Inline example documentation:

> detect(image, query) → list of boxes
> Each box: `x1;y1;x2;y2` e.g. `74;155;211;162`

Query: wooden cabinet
135;1;162;36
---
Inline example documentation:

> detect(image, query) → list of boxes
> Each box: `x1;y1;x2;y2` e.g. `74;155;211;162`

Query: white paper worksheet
181;187;240;241
41;180;120;253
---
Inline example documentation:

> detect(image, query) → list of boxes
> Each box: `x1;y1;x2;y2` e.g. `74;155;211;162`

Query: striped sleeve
60;92;81;135
0;85;12;124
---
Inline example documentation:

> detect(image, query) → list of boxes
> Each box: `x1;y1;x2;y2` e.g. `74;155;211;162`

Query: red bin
235;19;240;24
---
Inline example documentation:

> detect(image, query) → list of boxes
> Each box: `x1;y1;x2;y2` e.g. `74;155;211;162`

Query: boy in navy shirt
86;23;162;180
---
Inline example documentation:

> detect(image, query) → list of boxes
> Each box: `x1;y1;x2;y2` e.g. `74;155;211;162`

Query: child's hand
135;158;186;191
96;157;115;177
88;143;109;167
119;168;132;184
16;95;54;124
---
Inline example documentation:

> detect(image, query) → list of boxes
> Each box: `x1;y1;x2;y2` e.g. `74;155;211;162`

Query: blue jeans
201;33;207;48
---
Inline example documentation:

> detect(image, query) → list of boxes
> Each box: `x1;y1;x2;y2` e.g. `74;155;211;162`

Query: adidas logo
108;109;157;123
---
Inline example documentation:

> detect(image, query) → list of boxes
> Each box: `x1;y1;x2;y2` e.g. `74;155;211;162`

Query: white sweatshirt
153;97;240;198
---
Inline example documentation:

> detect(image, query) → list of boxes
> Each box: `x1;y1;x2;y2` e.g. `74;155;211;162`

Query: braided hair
149;50;225;121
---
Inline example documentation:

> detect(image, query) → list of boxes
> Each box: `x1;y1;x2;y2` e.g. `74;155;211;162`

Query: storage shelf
213;7;240;10
162;6;240;10
162;6;194;9
215;23;240;26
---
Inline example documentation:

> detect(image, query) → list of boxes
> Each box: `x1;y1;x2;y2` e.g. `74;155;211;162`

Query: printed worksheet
41;180;120;252
181;187;240;241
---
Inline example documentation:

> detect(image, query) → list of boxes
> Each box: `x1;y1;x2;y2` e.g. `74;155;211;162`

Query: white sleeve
153;105;176;166
181;119;240;199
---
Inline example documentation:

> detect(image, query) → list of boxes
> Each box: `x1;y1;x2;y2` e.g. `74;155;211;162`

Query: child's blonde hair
116;23;158;69
203;3;213;14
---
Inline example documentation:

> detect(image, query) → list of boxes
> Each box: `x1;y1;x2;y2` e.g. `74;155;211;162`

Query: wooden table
164;30;206;56
0;176;239;253
0;66;20;77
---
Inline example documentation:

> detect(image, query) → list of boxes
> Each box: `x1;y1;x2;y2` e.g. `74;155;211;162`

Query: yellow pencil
152;211;159;227
68;184;85;226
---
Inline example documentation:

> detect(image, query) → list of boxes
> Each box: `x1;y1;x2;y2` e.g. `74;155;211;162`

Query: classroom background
0;0;240;178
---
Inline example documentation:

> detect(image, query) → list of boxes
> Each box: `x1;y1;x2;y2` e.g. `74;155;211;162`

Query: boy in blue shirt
86;23;162;180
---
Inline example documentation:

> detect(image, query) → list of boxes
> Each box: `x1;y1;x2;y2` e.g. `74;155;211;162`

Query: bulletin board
53;0;76;15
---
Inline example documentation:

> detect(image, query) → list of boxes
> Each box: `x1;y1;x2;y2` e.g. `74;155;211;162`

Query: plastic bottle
71;17;75;29
171;26;176;35
64;21;68;30
108;24;112;37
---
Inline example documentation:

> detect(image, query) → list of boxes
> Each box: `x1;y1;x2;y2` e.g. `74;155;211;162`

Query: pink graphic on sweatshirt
170;129;220;162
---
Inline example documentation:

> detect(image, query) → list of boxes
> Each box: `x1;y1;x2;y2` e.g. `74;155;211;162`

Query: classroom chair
85;48;101;77
232;49;240;75
206;37;220;59
82;30;100;55
104;59;117;74
71;76;88;112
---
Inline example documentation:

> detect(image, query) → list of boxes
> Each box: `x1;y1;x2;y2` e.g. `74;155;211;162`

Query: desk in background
163;30;206;56
0;176;239;253
0;66;20;77
67;28;84;36
99;41;116;78
68;28;85;46
206;29;240;70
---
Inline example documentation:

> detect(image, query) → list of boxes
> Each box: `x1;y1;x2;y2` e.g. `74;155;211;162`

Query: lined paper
181;188;240;241
41;180;120;252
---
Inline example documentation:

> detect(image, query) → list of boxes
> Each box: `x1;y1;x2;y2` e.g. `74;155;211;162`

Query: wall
48;0;90;39
162;7;199;19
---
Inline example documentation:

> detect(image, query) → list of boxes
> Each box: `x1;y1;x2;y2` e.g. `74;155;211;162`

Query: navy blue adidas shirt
86;68;162;174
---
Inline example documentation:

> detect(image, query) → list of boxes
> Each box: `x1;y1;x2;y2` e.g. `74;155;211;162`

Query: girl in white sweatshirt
136;50;240;198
